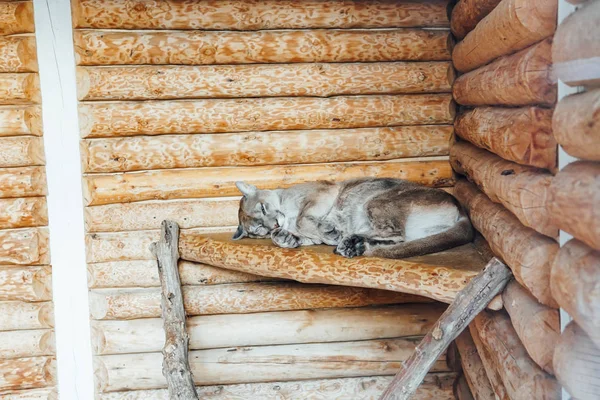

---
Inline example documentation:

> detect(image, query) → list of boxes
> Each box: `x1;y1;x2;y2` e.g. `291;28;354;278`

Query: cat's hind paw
334;235;366;258
271;228;301;248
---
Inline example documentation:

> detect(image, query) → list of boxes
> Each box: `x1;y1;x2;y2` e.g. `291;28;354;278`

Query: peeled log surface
0;265;52;301
0;105;42;136
455;331;496;400
453;180;558;307
0;356;56;391
553;322;600;400
0;301;54;331
72;0;451;30
0;35;37;73
474;312;560;400
0;227;50;265
83;159;453;206
0;136;45;168
450;0;502;39
548;162;600;250
0;197;48;229
450;141;557;237
89;283;428;320
0;1;34;35
453;39;556;107
0;73;39;104
74;29;452;66
81;125;453;173
553;89;600;161
0;329;55;359
0;166;47;198
454;107;556;170
468;325;509;400
78;94;455;138
552;0;600;87
0;388;58;400
94;338;450;392
502;280;559;374
452;0;556;72
91;304;446;355
551;239;600;349
77;62;454;101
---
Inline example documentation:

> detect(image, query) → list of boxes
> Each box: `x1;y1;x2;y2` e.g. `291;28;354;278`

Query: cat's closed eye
260;203;267;215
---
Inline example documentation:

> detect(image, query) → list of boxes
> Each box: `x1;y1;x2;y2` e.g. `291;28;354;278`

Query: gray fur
233;178;474;259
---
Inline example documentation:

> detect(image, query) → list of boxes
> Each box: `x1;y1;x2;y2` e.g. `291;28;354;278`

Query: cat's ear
232;224;247;240
235;181;257;197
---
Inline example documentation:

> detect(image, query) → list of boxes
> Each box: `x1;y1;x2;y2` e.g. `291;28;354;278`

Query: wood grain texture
0;73;39;104
0;301;53;331
0;1;34;36
0;136;44;168
455;331;496;400
78;94;455;138
502;280;559;374
454;107;556;170
83;159;454;206
0;166;46;198
91;304;446;355
74;29;452;66
77;62;454;101
0;35;37;72
0;265;52;301
0;197;47;229
553;89;600;161
450;140;557;237
72;0;451;30
452;0;557;72
0;356;56;391
548;162;600;250
89;283;429;320
551;239;600;349
468;325;509;400
0;227;50;265
453;180;558;307
553;322;600;400
0;105;42;136
450;0;502;39
0;329;55;359
0;387;57;400
453;38;556;107
81;125;453;173
93;339;450;392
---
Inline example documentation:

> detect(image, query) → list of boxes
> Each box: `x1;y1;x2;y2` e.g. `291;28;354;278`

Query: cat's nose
273;222;280;229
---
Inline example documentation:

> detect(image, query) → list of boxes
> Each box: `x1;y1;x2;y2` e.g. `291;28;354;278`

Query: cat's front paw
271;228;301;248
334;235;366;258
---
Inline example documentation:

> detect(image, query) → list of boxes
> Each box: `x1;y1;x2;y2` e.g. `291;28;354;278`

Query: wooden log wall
70;0;461;396
0;0;56;396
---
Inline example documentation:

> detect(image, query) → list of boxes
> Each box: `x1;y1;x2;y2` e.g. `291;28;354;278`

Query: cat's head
232;181;283;240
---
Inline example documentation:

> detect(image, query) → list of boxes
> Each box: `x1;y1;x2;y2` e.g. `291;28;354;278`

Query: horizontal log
548;161;600;250
0;387;57;400
454;106;556;170
0;1;34;36
468;325;509;400
0;356;56;392
474;312;560;400
94;338;450;392
81;125;453;173
77;62;454;101
78;94;455;138
453;38;555;107
0;227;50;265
0;301;53;331
91;303;446;355
450;140;557;237
0;197;47;229
0;35;37;73
455;331;496;400
72;0;451;30
450;0;502;39
0;136;45;168
502;280;559;374
74;29;452;66
552;0;600;87
453;180;558;307
0;105;42;136
553;322;600;400
0;73;39;104
452;0;557;72
0;265;52;301
551;239;600;348
0;329;55;359
83;159;454;206
89;283;429;320
0;166;47;198
553;89;600;161
97;374;455;400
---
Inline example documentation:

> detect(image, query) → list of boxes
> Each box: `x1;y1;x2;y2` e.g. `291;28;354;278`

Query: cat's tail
366;213;474;259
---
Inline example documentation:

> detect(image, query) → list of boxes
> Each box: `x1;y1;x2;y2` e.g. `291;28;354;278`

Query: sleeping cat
232;178;474;259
